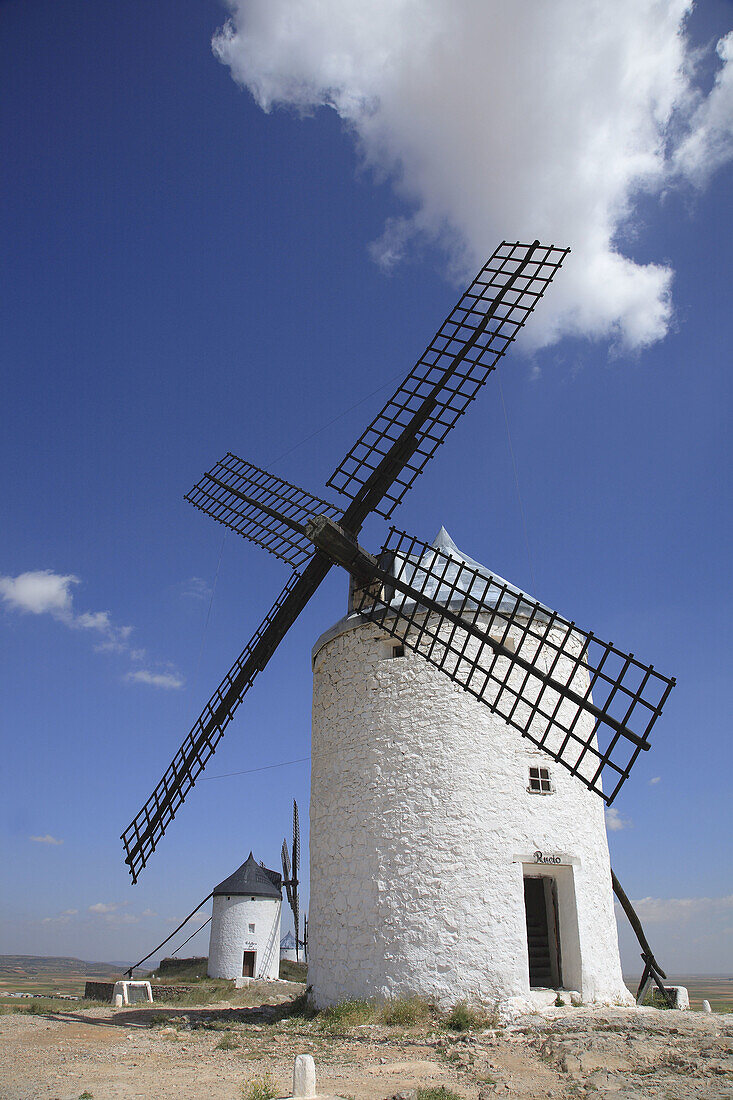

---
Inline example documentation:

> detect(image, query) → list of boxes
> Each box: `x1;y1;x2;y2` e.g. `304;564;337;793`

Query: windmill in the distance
121;240;675;1009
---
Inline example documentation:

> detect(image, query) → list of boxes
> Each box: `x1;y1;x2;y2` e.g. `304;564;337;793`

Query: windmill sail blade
121;554;334;882
292;800;300;884
186;453;343;570
281;840;294;907
291;800;300;960
353;529;675;805
328;241;569;520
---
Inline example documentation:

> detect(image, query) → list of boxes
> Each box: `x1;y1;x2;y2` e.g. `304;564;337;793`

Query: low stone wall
84;981;192;1002
158;956;207;974
84;982;116;1002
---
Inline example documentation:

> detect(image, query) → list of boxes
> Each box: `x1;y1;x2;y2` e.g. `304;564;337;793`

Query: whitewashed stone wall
208;896;281;980
309;611;632;1010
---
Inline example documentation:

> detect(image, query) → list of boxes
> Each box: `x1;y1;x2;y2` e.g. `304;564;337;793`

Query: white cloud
42;909;78;925
0;568;179;682
214;0;733;350
87;902;140;926
29;834;64;845
126;669;185;690
142;908;158;917
106;912;140;926
0;570;77;617
181;576;212;600
674;32;733;186
605;807;631;831
0;569;133;648
628;895;733;925
649;776;662;785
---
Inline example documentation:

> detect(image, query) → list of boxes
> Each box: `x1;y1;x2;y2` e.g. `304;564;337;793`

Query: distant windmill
121;240;674;887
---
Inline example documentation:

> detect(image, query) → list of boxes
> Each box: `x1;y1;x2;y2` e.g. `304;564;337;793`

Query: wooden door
242;951;256;978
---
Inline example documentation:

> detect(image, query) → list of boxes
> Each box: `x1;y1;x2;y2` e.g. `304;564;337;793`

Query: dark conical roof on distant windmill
213;852;282;898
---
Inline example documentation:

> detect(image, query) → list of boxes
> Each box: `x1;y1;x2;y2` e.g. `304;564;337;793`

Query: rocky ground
0;996;731;1100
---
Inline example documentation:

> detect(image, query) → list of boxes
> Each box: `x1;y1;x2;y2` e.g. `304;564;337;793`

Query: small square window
528;766;552;793
248;923;255;933
391;645;405;659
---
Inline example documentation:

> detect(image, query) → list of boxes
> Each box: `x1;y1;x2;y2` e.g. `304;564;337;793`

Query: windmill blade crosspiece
122;240;585;881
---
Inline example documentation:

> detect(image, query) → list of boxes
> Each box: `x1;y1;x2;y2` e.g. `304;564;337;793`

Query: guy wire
497;370;537;594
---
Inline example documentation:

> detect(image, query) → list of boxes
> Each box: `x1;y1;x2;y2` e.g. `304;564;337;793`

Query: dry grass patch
445;1001;498;1032
241;1071;279;1100
378;996;438;1028
318;998;375;1031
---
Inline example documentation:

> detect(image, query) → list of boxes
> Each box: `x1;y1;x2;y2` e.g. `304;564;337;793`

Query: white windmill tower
122;240;674;1008
309;528;634;1011
207;853;282;981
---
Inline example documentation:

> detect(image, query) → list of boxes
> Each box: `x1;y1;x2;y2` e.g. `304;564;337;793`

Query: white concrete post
293;1054;316;1098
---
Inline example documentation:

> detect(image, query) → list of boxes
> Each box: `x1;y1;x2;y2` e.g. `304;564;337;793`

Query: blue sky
1;0;731;974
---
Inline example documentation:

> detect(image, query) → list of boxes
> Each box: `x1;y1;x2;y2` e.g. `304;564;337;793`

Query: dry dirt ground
1;997;732;1100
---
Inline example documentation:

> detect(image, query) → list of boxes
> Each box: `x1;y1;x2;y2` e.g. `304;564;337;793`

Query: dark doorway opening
524;876;561;988
242;950;256;978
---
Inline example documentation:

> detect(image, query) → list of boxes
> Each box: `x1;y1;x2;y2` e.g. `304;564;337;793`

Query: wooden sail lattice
350;528;675;805
328;241;569;519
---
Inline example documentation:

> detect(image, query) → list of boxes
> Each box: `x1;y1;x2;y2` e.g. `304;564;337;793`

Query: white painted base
112;981;153;1006
666;986;690;1010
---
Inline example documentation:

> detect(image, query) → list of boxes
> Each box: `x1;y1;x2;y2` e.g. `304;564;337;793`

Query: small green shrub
318;998;375;1030
416;1088;463;1100
378;996;435;1027
445;1001;494;1031
15;1000;51;1015
643;989;674;1010
241;1071;279;1100
148;1013;170;1027
79;1092;94;1099
215;1035;240;1050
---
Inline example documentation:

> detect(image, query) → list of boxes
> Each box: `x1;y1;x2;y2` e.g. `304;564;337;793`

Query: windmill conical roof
389;526;551;619
313;525;553;661
213;852;282;898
